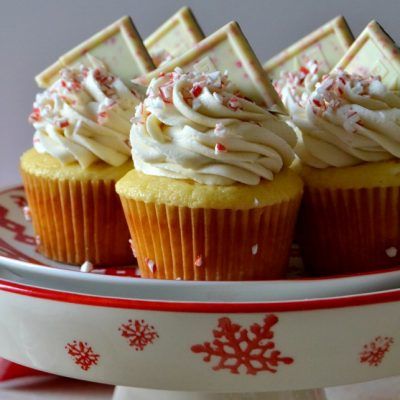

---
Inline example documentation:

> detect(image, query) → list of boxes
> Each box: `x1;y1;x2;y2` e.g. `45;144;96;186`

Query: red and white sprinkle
80;261;94;273
251;244;259;255
254;198;260;207
386;247;398;258
215;143;227;155
35;235;41;246
57;119;70;129
23;206;31;221
194;255;203;267
214;123;226;137
145;258;156;274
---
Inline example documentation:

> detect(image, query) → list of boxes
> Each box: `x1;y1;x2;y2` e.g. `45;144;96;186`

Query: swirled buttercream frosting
273;61;323;118
29;57;141;168
130;69;297;185
294;70;400;168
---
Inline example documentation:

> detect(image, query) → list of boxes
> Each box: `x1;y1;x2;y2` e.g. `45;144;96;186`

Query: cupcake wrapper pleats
299;185;400;275
21;170;134;266
120;195;302;280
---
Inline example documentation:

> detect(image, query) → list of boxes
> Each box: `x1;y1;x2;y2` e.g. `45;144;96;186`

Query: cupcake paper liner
21;170;133;266
299;185;400;275
119;195;302;280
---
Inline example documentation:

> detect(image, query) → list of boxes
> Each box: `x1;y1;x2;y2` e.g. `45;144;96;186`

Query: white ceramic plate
2;185;400;302
0;277;400;392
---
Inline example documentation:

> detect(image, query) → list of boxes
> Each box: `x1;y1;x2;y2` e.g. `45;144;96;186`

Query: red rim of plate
1;278;400;313
2;185;400;283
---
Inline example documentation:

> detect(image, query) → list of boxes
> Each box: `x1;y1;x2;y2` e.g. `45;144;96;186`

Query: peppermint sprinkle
254;198;260;207
57;119;70;129
213;92;223;103
97;111;108;124
214;123;226;137
146;258;156;274
190;84;203;98
215;143;227;155
252;244;258;255
343;109;361;133
194;255;203;267
386;247;398;258
23;206;31;221
227;97;240;111
35;235;41;246
80;261;94;273
159;85;173;103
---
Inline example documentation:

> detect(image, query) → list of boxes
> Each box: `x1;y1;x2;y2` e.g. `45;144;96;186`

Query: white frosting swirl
294;70;400;168
274;61;323;118
130;69;297;185
29;58;141;168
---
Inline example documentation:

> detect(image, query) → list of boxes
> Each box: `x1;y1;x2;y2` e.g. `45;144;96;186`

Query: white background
1;0;399;185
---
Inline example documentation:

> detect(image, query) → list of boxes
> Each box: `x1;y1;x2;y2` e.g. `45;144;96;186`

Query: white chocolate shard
264;16;354;80
335;20;400;90
145;6;204;67
136;21;284;112
36;16;155;88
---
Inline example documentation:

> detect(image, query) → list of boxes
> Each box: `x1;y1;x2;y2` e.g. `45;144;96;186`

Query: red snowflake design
119;319;159;351
360;336;394;366
0;205;35;245
65;341;100;371
191;314;293;375
10;195;27;208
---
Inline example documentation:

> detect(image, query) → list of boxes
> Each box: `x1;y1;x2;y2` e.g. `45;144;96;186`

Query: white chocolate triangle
264;16;354;80
145;7;204;67
36;16;155;88
136;21;284;112
335;20;400;90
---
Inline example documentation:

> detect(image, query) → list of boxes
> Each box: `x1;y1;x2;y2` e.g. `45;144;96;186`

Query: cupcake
21;57;141;266
294;70;400;275
116;69;303;280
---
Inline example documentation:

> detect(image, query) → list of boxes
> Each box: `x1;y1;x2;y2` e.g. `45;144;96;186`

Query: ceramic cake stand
1;186;400;399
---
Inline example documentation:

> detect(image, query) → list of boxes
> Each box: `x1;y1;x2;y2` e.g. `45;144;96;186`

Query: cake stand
1;185;400;399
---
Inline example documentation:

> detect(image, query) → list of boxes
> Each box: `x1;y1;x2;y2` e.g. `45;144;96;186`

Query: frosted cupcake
116;69;303;280
21;58;141;266
294;70;400;275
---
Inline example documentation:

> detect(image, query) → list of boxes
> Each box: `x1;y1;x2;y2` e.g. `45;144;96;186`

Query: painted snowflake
119;319;159;351
360;336;394;366
191;314;293;375
65;341;100;371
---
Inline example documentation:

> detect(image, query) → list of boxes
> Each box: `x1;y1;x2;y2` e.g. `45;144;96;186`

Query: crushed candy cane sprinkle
29;57;140;168
130;68;297;186
307;69;388;127
294;67;400;169
274;60;323;111
80;261;94;273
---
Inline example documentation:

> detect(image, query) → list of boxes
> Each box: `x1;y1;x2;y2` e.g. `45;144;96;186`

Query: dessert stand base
112;387;327;400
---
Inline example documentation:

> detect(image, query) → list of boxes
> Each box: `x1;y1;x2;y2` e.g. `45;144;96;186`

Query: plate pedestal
112;387;327;400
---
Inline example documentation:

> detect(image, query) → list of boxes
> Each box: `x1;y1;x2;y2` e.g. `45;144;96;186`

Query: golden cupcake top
130;69;297;186
29;57;141;169
294;70;400;168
